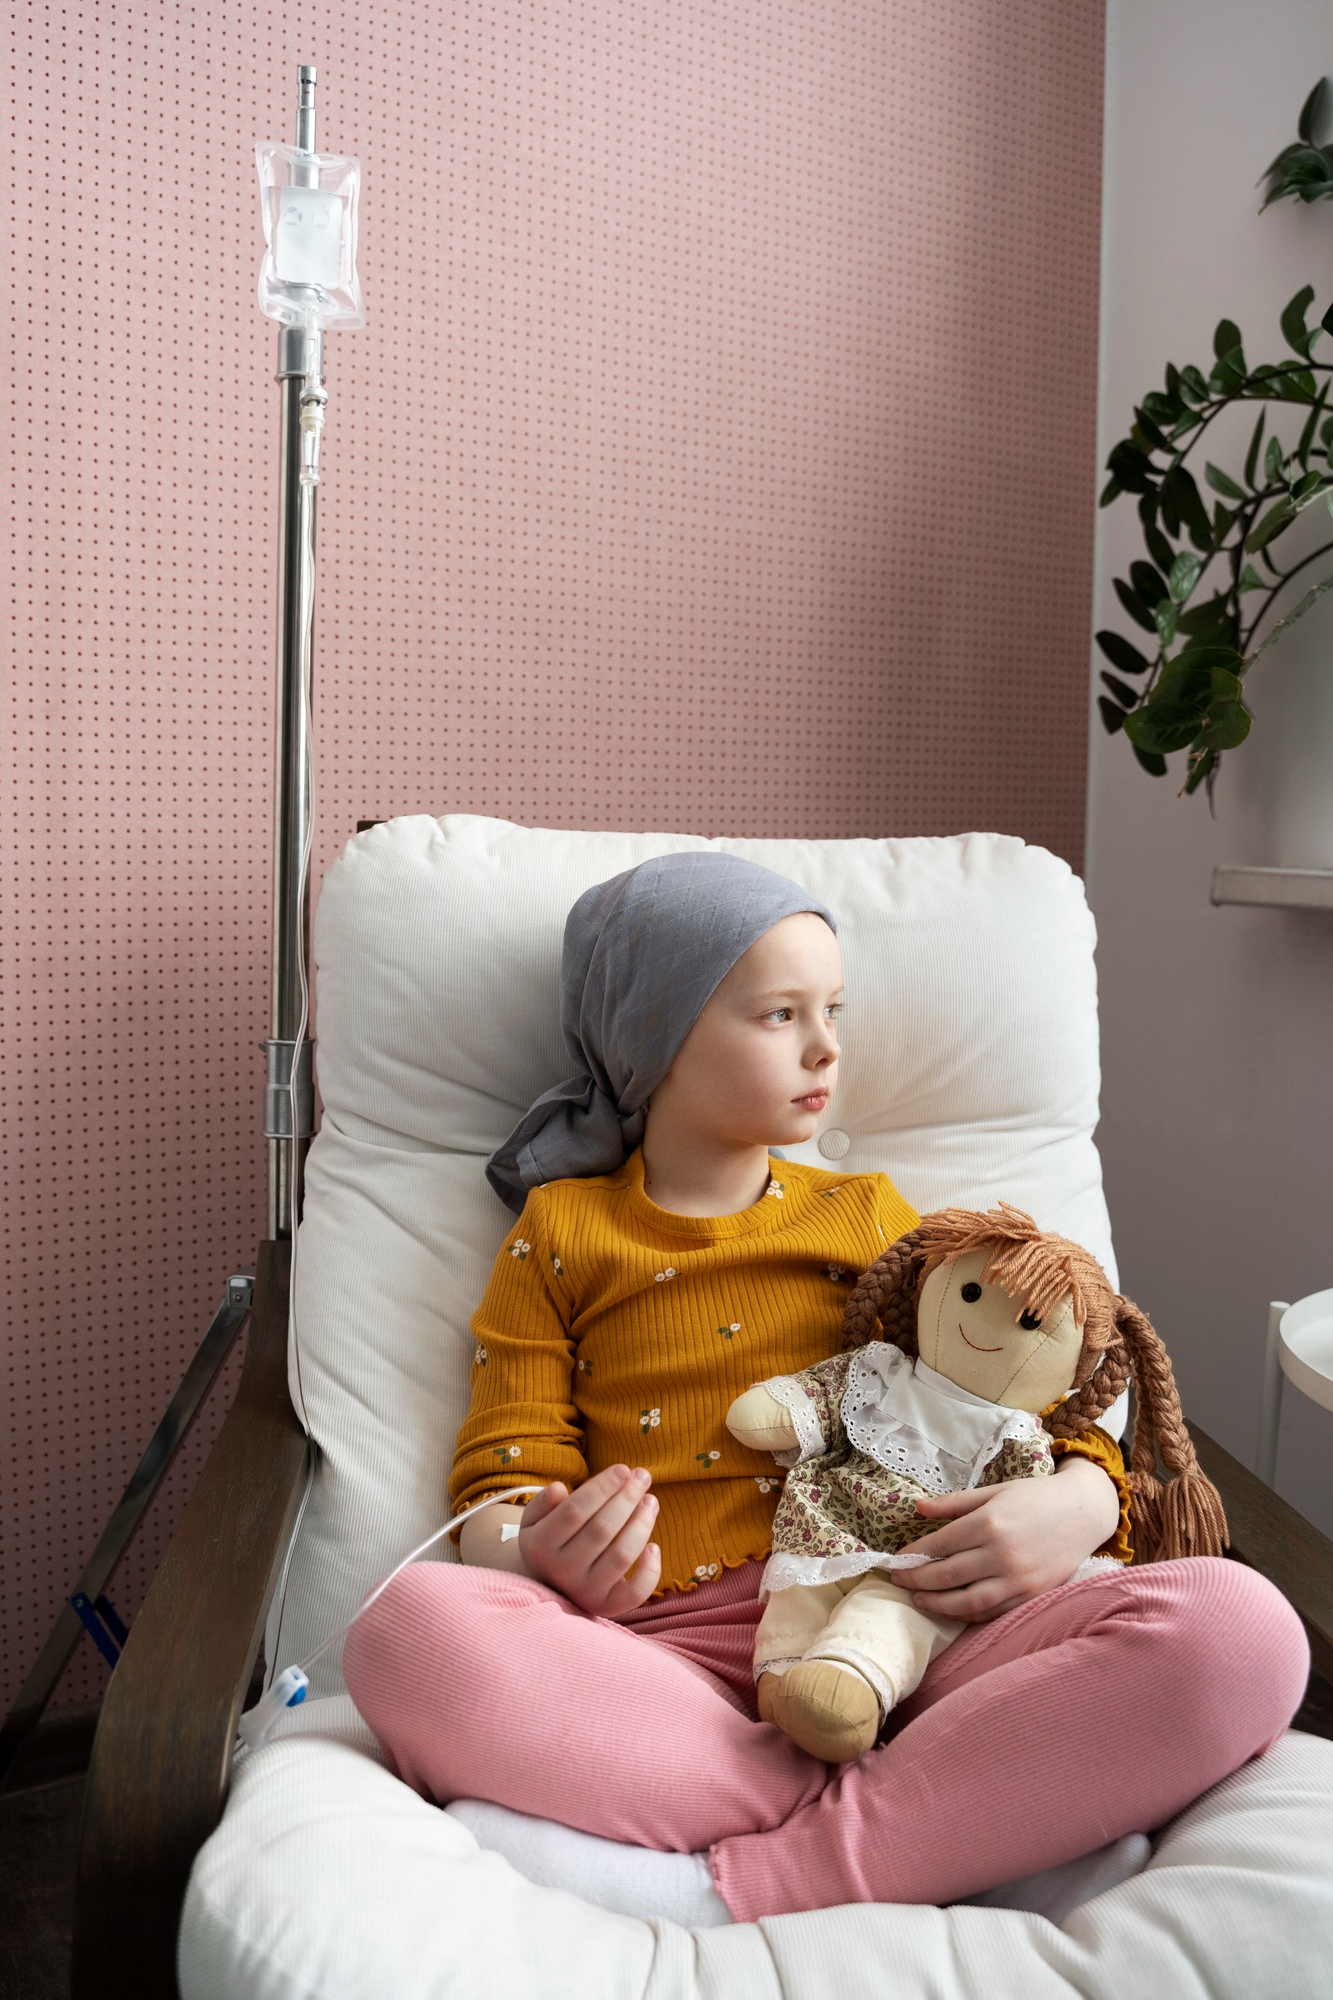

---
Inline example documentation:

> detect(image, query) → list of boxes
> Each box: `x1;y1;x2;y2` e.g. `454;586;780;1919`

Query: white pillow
271;817;1115;1692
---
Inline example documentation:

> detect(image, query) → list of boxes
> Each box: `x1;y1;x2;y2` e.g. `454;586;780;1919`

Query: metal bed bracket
263;1038;315;1139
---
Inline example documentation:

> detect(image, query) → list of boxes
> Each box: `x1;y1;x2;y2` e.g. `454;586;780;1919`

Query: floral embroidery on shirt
510;1239;531;1260
577;1357;593;1375
696;1448;722;1469
493;1444;522;1465
826;1264;848;1283
654;1267;678;1283
551;1254;564;1276
768;1181;785;1200
640;1407;661;1433
693;1561;721;1581
716;1322;741;1340
474;1344;488;1368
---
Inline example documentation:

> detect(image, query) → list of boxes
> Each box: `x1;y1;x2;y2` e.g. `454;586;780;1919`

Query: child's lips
794;1090;830;1113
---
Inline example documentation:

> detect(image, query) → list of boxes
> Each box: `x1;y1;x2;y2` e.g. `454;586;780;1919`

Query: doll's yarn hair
841;1203;1227;1565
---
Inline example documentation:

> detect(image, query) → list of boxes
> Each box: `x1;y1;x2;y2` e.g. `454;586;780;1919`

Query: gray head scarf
486;851;837;1213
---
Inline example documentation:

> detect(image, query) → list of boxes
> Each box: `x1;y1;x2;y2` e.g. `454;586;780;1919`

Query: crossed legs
344;1554;1308;1913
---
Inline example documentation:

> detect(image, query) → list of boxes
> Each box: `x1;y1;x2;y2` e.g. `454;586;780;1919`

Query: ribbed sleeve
450;1193;587;1515
1051;1423;1134;1561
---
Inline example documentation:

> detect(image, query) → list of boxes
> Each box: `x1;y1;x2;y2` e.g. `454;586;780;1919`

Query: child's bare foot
766;1660;880;1762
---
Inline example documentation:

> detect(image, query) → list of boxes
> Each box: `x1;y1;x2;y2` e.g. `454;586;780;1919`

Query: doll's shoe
756;1672;782;1727
767;1660;881;1762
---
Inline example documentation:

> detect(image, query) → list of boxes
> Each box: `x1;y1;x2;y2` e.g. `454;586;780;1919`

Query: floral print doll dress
758;1341;1056;1594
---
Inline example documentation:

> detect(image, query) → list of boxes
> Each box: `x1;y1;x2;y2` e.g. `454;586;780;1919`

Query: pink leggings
343;1554;1307;1918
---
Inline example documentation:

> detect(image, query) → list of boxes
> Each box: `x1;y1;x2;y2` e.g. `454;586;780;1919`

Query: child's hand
518;1465;662;1616
904;1457;1120;1622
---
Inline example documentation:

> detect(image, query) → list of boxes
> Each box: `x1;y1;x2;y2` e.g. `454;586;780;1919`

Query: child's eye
763;1007;794;1023
824;1002;844;1020
960;1281;982;1303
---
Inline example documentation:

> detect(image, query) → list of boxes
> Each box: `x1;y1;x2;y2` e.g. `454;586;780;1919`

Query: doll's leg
710;1557;1309;1917
344;1559;826;1852
764;1574;964;1762
752;1581;844;1682
806;1571;963;1715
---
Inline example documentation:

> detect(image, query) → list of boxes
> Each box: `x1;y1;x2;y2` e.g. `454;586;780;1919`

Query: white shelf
1211;865;1333;910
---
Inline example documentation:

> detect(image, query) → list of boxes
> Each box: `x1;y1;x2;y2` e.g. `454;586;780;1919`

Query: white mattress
182;1704;1333;1998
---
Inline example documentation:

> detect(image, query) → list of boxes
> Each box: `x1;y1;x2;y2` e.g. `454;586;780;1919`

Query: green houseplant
1097;79;1333;797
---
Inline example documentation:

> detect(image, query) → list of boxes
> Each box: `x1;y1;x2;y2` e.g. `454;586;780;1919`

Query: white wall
1091;0;1333;1536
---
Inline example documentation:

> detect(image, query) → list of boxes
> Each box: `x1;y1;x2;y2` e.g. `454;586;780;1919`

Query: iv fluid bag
256;141;365;329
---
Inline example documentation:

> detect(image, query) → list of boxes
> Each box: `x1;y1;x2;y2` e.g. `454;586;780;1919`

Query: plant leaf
1296;381;1330;466
1195;699;1252;751
1113;578;1159;632
1170;643;1244;674
1134;406;1172;454
1238;563;1266;592
1095;630;1154;676
1099;476;1122;507
1155;599;1179;646
1280;284;1317;358
1098;695;1127;735
1244;411;1267;488
1124;704;1202;755
1108;440;1157;494
1176;595;1236;641
1132;743;1168;776
1101;672;1140;709
1145;522;1177;574
1163;464;1214;549
1180;365;1210;406
1265;434;1286;481
1130;560;1169;607
1213;319;1245;364
1297;78;1329;147
1168;551;1202;601
1205;462;1246;499
1245;498;1297;551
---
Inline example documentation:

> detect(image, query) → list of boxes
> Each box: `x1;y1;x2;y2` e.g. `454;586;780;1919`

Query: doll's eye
1018;1309;1042;1331
960;1281;982;1303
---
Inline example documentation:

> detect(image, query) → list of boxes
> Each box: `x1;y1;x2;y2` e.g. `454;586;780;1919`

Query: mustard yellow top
451;1150;1132;1592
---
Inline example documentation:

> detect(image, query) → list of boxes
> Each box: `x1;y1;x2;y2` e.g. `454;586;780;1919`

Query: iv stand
0;64;323;1787
266;64;321;1239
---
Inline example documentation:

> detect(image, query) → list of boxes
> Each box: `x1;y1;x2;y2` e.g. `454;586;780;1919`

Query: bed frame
68;1227;1333;1996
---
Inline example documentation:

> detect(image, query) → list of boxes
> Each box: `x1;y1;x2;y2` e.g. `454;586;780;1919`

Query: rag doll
725;1204;1227;1763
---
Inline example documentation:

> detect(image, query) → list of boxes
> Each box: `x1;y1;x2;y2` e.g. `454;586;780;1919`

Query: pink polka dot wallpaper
2;0;1104;1709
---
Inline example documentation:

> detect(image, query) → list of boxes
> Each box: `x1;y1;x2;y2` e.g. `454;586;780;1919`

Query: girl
344;852;1306;1921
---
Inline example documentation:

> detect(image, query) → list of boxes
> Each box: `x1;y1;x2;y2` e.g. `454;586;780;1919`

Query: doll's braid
842;1227;927;1354
1115;1298;1228;1562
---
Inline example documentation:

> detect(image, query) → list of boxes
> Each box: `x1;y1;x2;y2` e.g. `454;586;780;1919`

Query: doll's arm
726;1384;800;1454
979;1431;1057;1486
727;1350;854;1466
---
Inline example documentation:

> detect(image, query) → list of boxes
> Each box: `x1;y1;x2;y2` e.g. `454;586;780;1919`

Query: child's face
648;913;843;1150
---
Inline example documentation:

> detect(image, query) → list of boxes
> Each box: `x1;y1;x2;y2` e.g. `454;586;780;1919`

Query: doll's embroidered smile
957;1323;1003;1352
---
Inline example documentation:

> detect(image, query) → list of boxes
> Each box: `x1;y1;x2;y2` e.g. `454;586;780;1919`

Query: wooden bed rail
72;1240;308;1998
